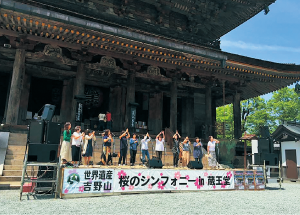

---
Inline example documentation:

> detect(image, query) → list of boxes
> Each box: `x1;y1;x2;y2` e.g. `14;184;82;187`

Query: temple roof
272;123;300;140
9;0;276;48
0;0;299;106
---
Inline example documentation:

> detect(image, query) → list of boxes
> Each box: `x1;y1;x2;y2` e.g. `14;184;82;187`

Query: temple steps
0;176;22;182
0;133;27;185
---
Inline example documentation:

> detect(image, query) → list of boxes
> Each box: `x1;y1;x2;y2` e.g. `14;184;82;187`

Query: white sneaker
123;164;126;166
143;164;145;167
119;164;121;166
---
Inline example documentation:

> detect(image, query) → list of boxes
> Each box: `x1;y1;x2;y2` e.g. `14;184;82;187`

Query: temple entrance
0;73;10;123
28;77;63;120
135;92;149;131
83;85;109;130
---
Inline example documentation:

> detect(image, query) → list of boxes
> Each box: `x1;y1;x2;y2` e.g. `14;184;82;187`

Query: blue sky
220;0;300;100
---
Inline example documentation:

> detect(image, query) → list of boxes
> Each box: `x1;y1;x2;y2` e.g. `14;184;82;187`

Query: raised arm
176;130;181;139
156;132;162;140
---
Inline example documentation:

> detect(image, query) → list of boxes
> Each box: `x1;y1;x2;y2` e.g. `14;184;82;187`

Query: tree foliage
216;86;300;137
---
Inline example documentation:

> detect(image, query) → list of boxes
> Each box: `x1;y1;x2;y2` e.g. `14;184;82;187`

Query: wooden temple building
0;0;300;139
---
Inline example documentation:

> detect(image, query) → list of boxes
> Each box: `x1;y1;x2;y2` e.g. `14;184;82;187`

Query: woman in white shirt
141;133;151;166
207;136;220;168
155;131;165;161
72;126;85;167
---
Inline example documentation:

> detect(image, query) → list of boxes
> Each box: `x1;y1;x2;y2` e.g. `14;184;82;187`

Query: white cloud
221;40;300;53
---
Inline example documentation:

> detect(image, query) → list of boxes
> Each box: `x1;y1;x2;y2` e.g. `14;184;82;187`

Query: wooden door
285;150;298;179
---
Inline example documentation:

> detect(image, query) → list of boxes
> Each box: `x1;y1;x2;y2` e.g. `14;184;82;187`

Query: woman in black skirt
82;130;96;167
71;126;85;167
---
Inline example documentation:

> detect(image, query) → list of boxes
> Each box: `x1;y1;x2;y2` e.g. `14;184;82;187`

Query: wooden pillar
3;74;12;124
70;61;86;125
109;86;125;131
187;96;195;137
18;74;31;125
233;92;242;139
205;85;212;137
148;92;163;134
6;49;26;125
212;100;217;137
194;92;206;138
125;70;135;128
182;95;195;138
60;79;74;123
170;78;177;132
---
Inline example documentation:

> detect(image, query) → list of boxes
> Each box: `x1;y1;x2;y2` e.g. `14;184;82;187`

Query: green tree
216;104;234;139
216;86;300;139
267;87;300;123
242;97;275;135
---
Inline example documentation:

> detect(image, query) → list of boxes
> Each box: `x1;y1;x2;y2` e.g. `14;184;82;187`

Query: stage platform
58;165;265;198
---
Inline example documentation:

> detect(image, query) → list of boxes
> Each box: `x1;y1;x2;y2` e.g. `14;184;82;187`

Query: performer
60;122;72;164
181;136;191;167
82;130;96;167
172;130;181;167
130;134;139;166
207;136;220;168
155;131;165;161
98;112;106;131
193;137;203;162
103;129;114;165
106;111;112;130
141;133;151;166
71;126;85;167
119;129;130;166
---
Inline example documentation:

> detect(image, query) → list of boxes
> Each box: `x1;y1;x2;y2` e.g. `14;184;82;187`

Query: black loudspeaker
147;158;163;169
29;120;45;143
187;161;203;169
45;122;62;144
27;143;59;163
41;104;56;121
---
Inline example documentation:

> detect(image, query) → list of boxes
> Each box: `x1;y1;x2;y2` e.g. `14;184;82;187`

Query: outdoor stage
58;166;265;198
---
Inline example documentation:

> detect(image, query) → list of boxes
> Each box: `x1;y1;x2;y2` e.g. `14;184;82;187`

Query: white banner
113;169;234;192
62;168;115;194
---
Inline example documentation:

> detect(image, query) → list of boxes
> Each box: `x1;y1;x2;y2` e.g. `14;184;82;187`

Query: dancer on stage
98;112;106;131
141;133;151;166
193;137;203;162
103;129;114;165
155;131;165;161
82;130;96;167
71;126;85;167
60;122;72;164
172;130;181;167
130;134;139;166
119;129;130;166
181;136;191;167
207;136;220;168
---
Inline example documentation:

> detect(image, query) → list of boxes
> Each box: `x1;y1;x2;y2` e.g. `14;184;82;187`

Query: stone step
8;140;27;146
8;133;27;144
0;181;20;189
3;170;23;176
3;165;38;171
5;154;24;160
0;176;21;182
6;145;27;155
4;159;23;165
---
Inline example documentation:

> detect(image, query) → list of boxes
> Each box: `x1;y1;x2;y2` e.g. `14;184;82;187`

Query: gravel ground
0;182;299;214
